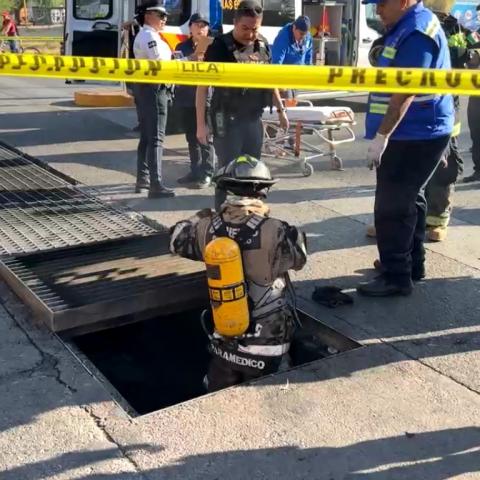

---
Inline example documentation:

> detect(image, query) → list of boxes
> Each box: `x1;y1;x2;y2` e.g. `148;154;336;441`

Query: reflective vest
365;2;454;141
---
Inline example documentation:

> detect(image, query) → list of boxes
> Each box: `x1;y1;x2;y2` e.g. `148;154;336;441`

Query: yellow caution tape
0;36;62;42
0;53;480;96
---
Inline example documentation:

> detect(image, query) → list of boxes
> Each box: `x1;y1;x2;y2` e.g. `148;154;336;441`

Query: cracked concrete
0;77;478;479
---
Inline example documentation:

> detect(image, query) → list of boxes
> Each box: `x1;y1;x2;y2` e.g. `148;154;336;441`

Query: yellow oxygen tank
204;237;250;337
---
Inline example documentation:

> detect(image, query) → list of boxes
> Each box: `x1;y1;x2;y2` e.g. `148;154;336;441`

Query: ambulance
63;0;380;68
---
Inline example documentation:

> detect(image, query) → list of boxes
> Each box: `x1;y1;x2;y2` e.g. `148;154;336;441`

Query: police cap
138;0;167;15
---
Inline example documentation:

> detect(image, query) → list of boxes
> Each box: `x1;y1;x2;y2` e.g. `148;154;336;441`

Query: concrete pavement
0;77;479;479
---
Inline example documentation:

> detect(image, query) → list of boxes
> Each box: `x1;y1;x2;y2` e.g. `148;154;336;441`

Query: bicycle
0;39;40;54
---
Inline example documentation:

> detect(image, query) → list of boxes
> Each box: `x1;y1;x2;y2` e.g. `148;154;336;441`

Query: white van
63;0;379;66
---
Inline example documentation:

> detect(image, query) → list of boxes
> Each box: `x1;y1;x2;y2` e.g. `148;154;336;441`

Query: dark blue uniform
361;2;453;294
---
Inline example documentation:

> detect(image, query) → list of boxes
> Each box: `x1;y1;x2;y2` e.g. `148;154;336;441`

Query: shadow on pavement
2;427;479;479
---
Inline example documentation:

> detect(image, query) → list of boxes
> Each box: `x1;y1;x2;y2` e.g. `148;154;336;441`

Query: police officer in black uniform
133;0;175;198
195;0;289;211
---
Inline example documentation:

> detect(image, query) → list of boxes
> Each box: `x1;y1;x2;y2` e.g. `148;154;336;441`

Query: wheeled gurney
262;102;356;176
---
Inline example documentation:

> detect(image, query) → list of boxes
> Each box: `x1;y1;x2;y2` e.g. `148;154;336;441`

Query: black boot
463;171;480;183
373;259;425;281
177;172;198;184
357;275;413;297
135;179;150;194
194;176;212;189
148;184;175;199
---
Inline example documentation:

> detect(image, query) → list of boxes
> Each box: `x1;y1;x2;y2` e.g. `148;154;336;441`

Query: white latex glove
367;133;389;170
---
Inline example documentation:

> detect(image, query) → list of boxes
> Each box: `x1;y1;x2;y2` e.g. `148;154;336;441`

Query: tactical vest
211;32;273;117
365;2;454;141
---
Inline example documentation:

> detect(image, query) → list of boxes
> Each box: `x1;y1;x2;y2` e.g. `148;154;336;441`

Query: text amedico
1;53;480;95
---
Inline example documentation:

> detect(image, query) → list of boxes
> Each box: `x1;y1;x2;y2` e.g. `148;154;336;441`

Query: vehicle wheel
302;163;313;177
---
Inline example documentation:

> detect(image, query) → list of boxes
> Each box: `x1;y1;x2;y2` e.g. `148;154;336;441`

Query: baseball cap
293;15;311;32
189;13;209;25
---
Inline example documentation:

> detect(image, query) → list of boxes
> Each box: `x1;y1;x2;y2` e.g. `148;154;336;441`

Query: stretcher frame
262;101;356;176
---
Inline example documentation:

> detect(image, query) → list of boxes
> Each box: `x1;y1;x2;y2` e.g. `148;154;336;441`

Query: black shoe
148;185;175;198
357;276;413;297
135;178;150;193
135;183;149;194
177;172;198;184
194;176;212;189
463;172;480;183
373;259;425;281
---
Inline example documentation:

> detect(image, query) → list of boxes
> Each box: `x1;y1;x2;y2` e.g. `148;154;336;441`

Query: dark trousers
426;136;463;228
134;84;168;187
375;135;450;286
213;115;264;211
206;356;265;392
180;106;213;179
467;96;480;174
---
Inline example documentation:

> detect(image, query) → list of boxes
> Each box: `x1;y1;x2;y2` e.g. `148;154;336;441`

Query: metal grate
0;142;158;256
0;235;207;332
0;146;73;193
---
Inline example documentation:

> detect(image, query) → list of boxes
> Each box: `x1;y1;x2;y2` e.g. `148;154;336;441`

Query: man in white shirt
133;0;175;198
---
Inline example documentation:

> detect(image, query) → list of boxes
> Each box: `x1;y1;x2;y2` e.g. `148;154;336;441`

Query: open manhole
67;307;361;416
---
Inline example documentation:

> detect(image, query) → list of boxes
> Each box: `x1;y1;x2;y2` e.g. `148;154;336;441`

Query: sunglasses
148;11;167;19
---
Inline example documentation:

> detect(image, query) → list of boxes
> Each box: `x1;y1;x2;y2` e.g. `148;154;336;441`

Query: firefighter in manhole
170;155;307;391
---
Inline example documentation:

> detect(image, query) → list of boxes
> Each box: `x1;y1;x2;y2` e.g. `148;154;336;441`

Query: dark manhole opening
71;308;360;416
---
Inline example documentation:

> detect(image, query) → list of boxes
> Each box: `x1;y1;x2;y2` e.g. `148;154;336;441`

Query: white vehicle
63;0;379;98
64;0;379;60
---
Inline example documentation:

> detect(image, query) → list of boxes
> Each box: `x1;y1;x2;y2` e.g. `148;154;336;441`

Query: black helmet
214;155;277;197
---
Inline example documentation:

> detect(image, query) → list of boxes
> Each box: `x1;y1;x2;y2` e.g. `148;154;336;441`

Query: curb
74;90;134;108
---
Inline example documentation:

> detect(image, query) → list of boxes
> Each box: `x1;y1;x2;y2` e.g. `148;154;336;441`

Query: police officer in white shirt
133;0;175;198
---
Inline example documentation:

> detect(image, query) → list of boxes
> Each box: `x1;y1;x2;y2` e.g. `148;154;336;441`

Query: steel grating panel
0;152;71;193
0;141;77;192
0;234;207;333
0;142;158;256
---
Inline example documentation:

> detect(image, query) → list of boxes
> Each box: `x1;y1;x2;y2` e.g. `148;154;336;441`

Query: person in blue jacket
272;16;313;118
357;0;453;297
272;15;313;65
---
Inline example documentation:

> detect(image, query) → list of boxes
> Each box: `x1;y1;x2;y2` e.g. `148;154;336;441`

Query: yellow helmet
423;0;455;14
